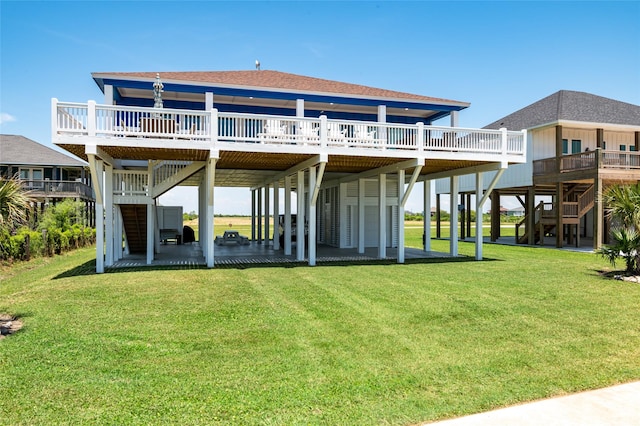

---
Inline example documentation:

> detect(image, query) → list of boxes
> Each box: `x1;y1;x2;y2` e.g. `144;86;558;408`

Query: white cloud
0;113;17;125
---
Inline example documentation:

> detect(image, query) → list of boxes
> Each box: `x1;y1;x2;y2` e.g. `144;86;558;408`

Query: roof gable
0;135;86;167
484;90;640;130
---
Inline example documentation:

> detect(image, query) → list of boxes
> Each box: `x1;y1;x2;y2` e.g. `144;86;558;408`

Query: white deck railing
52;99;526;158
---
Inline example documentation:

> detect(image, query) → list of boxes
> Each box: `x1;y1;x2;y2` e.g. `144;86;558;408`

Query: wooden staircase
516;184;594;245
119;204;147;254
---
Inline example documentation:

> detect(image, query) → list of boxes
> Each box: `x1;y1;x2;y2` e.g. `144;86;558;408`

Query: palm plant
603;183;640;231
0;175;33;232
599;183;640;274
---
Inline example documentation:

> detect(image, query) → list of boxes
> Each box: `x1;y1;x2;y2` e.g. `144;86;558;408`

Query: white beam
308;166;317;266
401;165;423;207
450;176;459;256
378;173;386;259
105;163;114;266
265;184;270;245
147;202;154;265
424;180;431;252
334;158;424;185
478;167;506;208
476;172;484;261
256;154;327;189
284;176;292;256
296;170;305;261
358;179;365;254
420;161;506;182
397;169;405;264
206;158;217;268
273;181;280;250
310;162;326;206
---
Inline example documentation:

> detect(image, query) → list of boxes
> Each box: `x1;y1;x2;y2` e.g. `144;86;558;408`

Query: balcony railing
20;180;94;200
534;149;640;176
52;99;526;159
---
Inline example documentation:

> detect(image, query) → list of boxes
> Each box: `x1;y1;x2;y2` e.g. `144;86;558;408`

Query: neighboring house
0;134;95;223
435;90;640;249
52;70;526;273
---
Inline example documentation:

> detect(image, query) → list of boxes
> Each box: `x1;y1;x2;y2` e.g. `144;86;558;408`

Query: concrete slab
425;382;640;426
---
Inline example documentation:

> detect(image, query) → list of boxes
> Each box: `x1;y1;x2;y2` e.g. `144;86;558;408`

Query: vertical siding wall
334;178;399;249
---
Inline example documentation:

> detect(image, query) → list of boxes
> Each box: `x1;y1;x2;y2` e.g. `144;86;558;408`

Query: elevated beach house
52;70;526;272
1;134;94;223
436;91;640;249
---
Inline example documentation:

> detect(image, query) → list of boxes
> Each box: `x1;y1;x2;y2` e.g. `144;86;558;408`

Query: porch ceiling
58;143;493;188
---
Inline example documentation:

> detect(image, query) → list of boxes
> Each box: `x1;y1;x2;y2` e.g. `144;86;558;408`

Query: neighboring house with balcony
435;90;640;249
51;70;526;273
0;134;95;223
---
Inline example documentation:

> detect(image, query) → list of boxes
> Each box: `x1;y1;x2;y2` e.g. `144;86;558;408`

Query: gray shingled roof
484;90;640;130
0;134;86;167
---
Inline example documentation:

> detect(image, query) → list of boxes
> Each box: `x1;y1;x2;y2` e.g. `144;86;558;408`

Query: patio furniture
258;119;288;142
160;228;181;245
297;121;320;141
215;230;250;246
327;122;346;145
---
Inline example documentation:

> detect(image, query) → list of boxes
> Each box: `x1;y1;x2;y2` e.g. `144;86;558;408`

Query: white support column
450;110;459;128
378;105;387;144
257;188;263;244
297;170;305;261
114;205;123;261
90;157;105;274
104;85;114;105
358;178;365;254
251;189;256;241
206;157;217;268
104;163;114;266
296;99;305;117
147;202;154;265
284;176;292;256
199;177;206;256
205;92;214;111
378;173;387;259
265;185;270;244
308;166;317;266
450;176;459;256
397;170;405;263
423;180;432;252
475;172;484;260
273;181;280;250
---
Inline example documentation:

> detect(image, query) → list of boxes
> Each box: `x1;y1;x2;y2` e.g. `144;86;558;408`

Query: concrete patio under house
52;70;526;272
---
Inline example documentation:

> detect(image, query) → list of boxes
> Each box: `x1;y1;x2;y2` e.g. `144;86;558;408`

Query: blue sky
1;0;639;214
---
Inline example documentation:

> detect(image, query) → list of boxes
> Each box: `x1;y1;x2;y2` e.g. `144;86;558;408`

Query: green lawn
1;230;639;425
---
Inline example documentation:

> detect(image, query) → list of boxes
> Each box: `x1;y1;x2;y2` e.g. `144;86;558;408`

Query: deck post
296;99;304;117
593;174;603;250
450;175;459;256
88;155;105;273
284;176;292;256
555;183;564;248
378;173;386;259
251;190;256;241
105;163;114;266
257;188;263;244
527;187;535;245
273;181;280;250
206;156;217;268
397;169;405;263
436;194;441;238
199;178;206;257
475;172;484;260
358;178;365;254
264;184;270;245
423;179;431;252
297;170;305;261
147;201;154;265
308;166;317;266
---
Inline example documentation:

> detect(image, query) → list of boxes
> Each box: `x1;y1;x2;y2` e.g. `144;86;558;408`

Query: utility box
157;206;183;244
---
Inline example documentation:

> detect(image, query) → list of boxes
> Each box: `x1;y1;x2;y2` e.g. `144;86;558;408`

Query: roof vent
255;60;261;71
